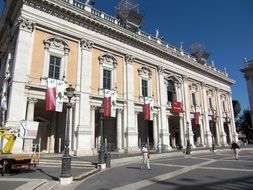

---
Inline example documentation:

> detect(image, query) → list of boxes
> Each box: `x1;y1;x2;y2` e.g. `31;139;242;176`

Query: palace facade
241;59;253;124
0;0;238;155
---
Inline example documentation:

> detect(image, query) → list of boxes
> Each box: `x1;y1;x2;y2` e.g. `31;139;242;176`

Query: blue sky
1;0;252;112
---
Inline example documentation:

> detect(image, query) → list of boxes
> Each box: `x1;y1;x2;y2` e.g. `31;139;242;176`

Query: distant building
241;59;253;124
0;0;237;155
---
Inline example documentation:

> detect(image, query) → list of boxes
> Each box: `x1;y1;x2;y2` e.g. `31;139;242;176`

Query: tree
232;100;241;119
237;110;253;142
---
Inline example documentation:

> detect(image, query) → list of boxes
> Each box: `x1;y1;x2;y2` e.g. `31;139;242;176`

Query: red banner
103;96;111;117
194;112;200;125
171;101;183;113
143;103;150;120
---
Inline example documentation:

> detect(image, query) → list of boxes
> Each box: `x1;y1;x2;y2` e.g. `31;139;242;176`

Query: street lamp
98;107;105;165
185;121;191;154
60;84;75;184
211;108;217;152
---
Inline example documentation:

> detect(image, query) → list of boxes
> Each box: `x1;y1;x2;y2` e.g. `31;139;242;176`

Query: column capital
158;66;165;75
17;17;35;33
125;54;135;64
117;109;123;114
80;38;94;51
182;75;188;82
27;97;37;104
90;105;97;110
200;82;206;87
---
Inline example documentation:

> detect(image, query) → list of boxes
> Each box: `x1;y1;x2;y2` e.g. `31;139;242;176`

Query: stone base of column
59;176;73;185
205;132;213;147
220;133;228;146
74;148;94;156
98;163;106;170
125;146;140;153
116;148;125;153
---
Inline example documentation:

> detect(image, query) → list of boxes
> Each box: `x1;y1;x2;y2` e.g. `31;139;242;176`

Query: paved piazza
76;151;253;190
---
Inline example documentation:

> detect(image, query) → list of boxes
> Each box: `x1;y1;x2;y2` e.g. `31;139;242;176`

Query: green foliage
232;100;241;118
236;109;253;141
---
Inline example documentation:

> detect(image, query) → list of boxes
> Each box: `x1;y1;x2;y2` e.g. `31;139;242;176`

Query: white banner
20;120;39;139
55;80;65;112
1;95;7;111
111;90;117;117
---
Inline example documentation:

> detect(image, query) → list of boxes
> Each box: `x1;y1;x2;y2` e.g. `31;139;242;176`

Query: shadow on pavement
150;175;253;190
37;168;58;181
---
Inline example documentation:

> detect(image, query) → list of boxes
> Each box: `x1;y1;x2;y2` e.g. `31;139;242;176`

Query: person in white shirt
141;144;151;170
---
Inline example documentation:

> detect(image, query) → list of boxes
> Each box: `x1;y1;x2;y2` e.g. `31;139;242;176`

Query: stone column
125;54;138;152
153;113;158;149
216;88;226;146
23;98;37;152
182;76;194;145
90;106;96;152
179;113;185;148
117;109;123;152
200;83;212;147
75;38;94;155
157;66;171;151
6;17;35;153
228;92;238;141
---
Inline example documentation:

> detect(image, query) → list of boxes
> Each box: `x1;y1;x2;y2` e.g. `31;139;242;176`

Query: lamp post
60;84;75;185
185;121;191;154
211;108;217;152
98;107;105;165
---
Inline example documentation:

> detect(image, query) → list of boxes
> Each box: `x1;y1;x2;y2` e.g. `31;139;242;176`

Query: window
103;69;112;90
48;55;61;79
222;101;226;112
142;79;148;97
99;53;117;94
167;80;175;102
192;92;196;106
208;97;212;109
42;36;70;84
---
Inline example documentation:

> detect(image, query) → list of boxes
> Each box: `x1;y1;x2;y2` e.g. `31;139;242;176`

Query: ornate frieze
16;17;35;33
138;66;152;78
99;53;117;67
43;36;70;53
80;38;94;51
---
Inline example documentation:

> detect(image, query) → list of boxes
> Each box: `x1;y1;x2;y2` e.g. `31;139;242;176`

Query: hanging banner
46;78;56;111
110;90;117;117
171;101;183;113
1;94;7;111
46;79;65;112
55;80;65;112
149;97;154;121
103;89;111;117
194;112;200;125
143;97;151;120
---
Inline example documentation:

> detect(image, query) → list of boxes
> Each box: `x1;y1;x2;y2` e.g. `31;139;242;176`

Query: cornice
23;0;234;85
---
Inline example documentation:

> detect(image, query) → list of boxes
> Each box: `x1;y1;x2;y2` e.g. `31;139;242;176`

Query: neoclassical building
0;0;238;155
241;58;253;124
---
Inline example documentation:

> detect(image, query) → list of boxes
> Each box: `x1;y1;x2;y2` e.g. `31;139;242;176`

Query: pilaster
6;17;35;153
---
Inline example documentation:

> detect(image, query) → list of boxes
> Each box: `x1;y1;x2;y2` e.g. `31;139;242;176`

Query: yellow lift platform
0;127;40;176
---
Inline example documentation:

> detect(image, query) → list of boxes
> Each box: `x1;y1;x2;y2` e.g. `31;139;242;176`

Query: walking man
231;141;240;160
141;144;151;170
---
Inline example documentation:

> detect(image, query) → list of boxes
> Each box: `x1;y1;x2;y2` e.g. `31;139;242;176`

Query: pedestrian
231;141;240;160
140;144;151;170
